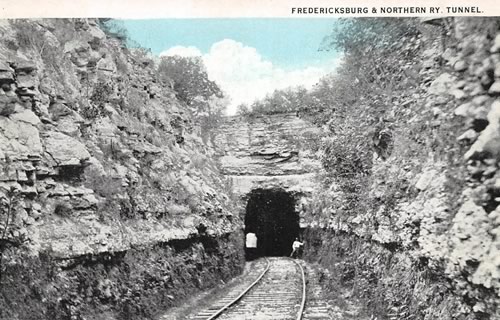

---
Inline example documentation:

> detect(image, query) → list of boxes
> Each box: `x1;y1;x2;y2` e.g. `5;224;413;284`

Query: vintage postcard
0;1;499;319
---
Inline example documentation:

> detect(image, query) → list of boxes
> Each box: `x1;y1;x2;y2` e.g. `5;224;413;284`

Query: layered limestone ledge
215;113;322;178
215;114;322;207
34;214;237;259
229;173;318;196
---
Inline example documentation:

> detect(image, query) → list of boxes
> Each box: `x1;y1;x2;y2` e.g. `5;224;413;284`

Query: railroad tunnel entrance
244;189;299;258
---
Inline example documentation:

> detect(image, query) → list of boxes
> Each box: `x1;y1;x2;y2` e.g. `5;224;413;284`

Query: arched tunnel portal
244;188;300;258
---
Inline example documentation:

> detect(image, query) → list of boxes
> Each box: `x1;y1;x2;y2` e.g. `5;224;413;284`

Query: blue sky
119;19;342;114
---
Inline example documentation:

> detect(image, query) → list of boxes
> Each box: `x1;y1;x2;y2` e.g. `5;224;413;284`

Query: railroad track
189;257;307;320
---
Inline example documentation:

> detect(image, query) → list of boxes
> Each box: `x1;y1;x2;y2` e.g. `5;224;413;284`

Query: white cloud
160;39;340;115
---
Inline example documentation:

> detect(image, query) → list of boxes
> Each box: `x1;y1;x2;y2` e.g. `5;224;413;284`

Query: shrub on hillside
238;86;308;116
97;19;129;42
300;18;427;219
157;56;227;142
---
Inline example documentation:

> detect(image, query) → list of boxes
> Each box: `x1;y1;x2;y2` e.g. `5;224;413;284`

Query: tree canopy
158;55;223;106
157;55;227;140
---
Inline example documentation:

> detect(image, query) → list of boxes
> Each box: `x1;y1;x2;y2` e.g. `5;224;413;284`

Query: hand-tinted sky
119;18;342;114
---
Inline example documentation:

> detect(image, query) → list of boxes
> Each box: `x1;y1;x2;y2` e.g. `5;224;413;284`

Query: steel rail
292;259;307;320
205;257;271;320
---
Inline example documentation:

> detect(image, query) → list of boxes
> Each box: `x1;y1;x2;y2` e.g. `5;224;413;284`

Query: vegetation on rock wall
0;234;243;320
298;17;500;320
304;229;470;320
234;17;500;320
307;17;429;223
157;55;227;142
236;86;308;116
0;18;243;320
3;16;500;320
239;18;429;220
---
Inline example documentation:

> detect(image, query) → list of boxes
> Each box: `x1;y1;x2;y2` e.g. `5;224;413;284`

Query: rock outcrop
302;17;500;320
0;19;242;320
214;113;322;223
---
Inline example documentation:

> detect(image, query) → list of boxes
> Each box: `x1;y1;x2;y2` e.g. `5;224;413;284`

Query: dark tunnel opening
244;188;299;258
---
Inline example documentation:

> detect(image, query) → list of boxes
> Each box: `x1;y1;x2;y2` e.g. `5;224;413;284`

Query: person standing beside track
245;232;258;261
290;237;303;258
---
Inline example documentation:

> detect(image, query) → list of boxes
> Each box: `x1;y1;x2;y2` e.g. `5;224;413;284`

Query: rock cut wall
302;17;500;320
215;113;321;192
214;113;322;221
0;18;243;320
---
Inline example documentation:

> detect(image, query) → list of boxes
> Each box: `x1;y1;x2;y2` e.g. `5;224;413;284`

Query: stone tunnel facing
244;189;300;258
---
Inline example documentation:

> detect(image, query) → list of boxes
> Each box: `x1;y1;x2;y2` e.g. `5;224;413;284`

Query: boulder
428;73;456;95
48;102;73;120
10;109;40;125
441;48;457;61
16;73;37;89
0;60;13;72
454;100;489;120
488;81;500;95
11;58;36;73
457;129;479;142
0;60;14;83
451;89;466;99
448;200;492;271
0;95;18;116
56;116;84;136
465;101;500;160
64;39;91;68
453;60;468;72
88;25;106;43
415;169;438;191
43;131;90;166
96;56;117;72
0;116;43;160
63;39;90;54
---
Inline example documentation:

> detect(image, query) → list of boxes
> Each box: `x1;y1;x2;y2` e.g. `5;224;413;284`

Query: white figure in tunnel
290;238;303;258
245;232;258;261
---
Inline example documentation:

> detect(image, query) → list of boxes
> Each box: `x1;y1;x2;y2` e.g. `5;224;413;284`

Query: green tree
98;19;129;42
321;18;421;95
299;18;423;220
238;86;308;116
157;56;226;141
236;103;251;116
157;56;223;105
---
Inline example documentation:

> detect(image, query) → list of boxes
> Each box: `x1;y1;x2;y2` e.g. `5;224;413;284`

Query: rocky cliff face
0;19;242;320
214;113;322;221
3;16;499;320
302;18;500;320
